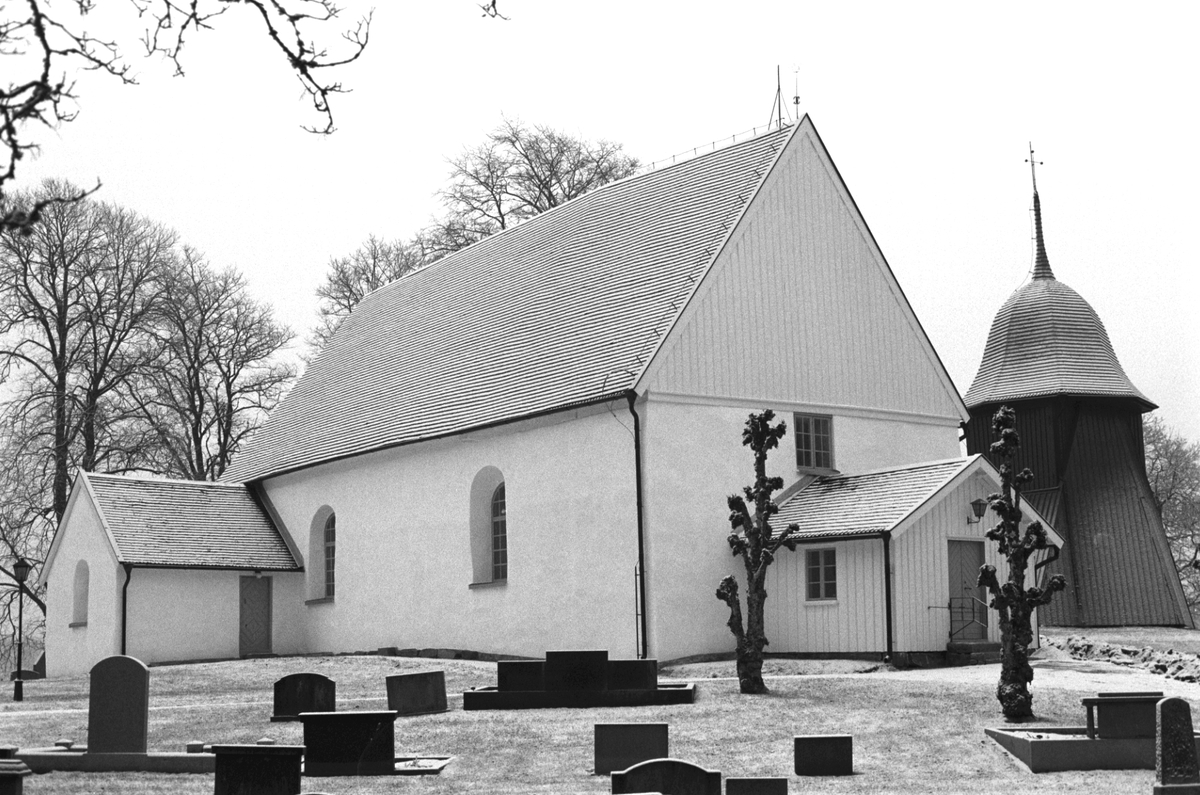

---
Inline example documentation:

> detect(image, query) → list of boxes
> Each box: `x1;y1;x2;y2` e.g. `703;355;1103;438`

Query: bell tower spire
1026;143;1054;280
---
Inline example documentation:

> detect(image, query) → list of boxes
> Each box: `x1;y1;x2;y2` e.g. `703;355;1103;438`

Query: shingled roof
83;473;300;570
964;191;1153;410
223;126;793;483
772;456;1063;546
773;458;975;540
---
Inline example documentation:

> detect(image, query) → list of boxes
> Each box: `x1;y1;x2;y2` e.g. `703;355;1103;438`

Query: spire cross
1026;142;1043;193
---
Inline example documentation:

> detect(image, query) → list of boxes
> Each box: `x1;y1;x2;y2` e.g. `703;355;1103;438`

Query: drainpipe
120;563;133;656
626;391;649;660
882;532;894;662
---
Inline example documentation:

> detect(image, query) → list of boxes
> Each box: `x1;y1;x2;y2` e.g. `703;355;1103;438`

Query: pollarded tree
977;405;1067;719
716;410;802;694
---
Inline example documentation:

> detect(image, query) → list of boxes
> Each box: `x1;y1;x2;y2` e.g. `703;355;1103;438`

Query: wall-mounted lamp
967;498;989;525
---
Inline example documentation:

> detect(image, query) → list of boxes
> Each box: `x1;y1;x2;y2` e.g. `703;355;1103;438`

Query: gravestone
608;660;657;691
794;734;852;776
725;778;789;795
594;723;669;775
87;655;149;754
0;746;32;795
271;673;335;722
1156;697;1200;794
297;711;398;776
545;650;608;691
497;660;544;692
386;670;447;715
212;744;304;795
610;758;721;795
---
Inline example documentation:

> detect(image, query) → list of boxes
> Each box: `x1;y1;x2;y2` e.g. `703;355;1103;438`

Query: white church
39;117;1060;677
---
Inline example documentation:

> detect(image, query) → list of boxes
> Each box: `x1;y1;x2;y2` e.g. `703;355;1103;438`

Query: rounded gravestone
87;655;149;754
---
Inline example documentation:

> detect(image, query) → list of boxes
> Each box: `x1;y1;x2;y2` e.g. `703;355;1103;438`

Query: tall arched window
470;467;506;585
323;513;336;598
71;559;89;625
491;483;507;581
308;507;336;602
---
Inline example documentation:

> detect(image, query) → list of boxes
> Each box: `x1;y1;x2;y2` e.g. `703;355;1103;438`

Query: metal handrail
948;595;989;640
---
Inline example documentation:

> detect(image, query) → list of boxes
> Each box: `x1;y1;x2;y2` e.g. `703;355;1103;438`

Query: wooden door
239;576;273;656
948;540;987;640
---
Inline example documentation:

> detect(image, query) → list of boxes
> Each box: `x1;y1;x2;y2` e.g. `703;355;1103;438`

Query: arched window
323;513;336;598
308;507;336;602
470;467;507;585
72;559;89;625
491;483;507;581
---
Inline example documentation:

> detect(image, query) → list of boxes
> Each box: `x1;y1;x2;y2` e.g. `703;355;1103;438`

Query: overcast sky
16;1;1199;441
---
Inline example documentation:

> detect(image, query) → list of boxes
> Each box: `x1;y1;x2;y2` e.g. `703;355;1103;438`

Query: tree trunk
740;582;769;694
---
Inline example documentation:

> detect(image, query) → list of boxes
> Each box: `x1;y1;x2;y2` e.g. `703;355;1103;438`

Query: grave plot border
985;727;1200;773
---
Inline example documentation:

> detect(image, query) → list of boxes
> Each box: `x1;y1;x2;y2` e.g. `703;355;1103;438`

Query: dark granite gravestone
0;746;32;795
1156;697;1200;794
610;758;721;795
594;724;669;775
794;734;852;776
497;661;544;692
297;711;398;776
725;777;789;795
545;650;608;691
464;650;694;709
271;673;336;722
1081;691;1164;739
386;671;448;715
212;744;304;795
608;660;657;691
87;655;149;754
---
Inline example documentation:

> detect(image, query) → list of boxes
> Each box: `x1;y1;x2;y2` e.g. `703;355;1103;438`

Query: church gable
639;119;965;423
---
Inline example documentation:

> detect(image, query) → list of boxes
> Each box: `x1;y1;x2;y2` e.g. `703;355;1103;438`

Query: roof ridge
86;471;248;489
817;455;974;480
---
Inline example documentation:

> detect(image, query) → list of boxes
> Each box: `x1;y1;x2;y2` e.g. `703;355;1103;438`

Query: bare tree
1;0;371;234
977;406;1067;720
134;250;295;481
431;118;640;252
0;181;171;524
311;234;433;347
716;410;802;694
1144;414;1200;612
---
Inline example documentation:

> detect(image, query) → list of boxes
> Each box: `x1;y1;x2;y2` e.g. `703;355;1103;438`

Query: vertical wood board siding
890;485;1006;651
765;539;885;653
644;130;960;420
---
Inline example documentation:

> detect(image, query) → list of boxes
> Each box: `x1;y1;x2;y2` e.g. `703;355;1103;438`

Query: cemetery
0;641;1197;794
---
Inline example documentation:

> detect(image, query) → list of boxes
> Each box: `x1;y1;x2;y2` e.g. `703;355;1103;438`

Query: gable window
71;560;89;626
806;548;837;601
794;413;834;470
323;513;336;598
491;484;507;581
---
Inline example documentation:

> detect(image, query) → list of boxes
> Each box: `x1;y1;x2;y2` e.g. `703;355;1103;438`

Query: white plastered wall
42;490;121;678
260;401;641;659
125;568;304;665
640;397;961;662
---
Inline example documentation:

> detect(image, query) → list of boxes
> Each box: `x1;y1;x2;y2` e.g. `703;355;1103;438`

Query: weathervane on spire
1025;142;1053;280
1026;142;1043;193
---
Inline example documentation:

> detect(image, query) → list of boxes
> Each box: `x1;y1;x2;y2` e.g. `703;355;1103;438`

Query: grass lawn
0;653;1185;794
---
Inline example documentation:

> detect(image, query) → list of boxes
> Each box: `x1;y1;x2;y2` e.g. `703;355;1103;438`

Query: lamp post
12;558;30;703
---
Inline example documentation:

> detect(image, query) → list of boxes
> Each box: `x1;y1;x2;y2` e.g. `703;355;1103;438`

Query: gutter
882;532;894;662
121;563;133;655
626;391;649;660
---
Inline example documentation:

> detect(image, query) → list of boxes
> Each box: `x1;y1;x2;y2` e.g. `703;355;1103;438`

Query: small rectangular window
795;413;833;470
807;548;837;601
